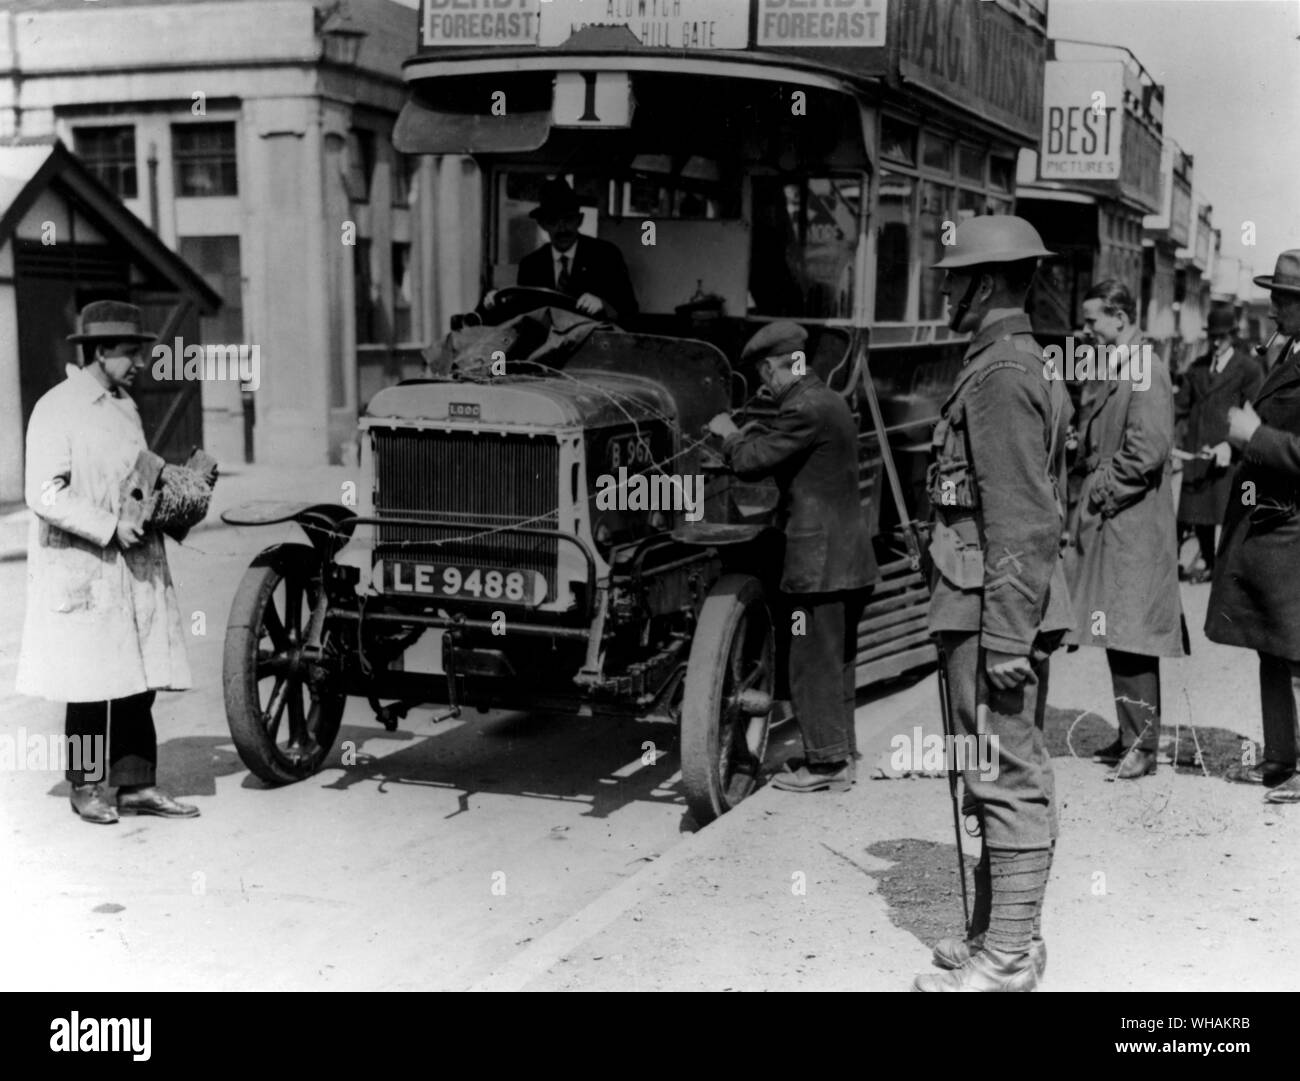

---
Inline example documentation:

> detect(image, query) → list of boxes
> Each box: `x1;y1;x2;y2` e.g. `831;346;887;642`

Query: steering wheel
481;286;582;325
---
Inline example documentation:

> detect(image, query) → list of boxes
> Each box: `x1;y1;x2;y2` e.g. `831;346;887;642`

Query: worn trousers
781;588;870;765
937;631;1058;851
1257;653;1300;766
1105;650;1161;751
65;691;158;787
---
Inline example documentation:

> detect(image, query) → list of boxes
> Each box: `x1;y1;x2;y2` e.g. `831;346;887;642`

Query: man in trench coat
16;301;199;824
707;321;878;792
1205;251;1300;802
1175;307;1264;582
1069;280;1186;780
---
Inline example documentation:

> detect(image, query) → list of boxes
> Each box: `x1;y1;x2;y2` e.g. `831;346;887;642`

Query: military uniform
927;312;1074;850
722;323;878;773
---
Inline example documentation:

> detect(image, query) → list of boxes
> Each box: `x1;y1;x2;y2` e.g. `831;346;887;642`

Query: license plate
377;560;545;606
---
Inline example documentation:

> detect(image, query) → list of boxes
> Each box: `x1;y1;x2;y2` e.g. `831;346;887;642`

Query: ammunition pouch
929;517;985;590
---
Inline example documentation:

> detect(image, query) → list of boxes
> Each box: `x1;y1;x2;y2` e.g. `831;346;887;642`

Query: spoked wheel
224;544;345;784
680;574;775;824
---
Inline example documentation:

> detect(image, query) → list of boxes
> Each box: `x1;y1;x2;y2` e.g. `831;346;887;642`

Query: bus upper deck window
874;170;912;323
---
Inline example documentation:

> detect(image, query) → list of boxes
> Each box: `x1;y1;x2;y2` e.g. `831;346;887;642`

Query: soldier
1070;280;1186;779
913;216;1073;993
706;322;878;792
1206;251;1300;801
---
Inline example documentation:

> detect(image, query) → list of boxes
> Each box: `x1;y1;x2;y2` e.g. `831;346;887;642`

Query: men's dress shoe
1225;761;1294;787
913;946;1039;992
1111;746;1158;780
1091;737;1127;765
70;783;119;825
1264;775;1300;804
117;786;200;818
771;761;853;793
933;935;1047;979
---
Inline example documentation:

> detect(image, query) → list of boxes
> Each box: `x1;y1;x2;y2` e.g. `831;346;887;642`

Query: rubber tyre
680;574;774;824
224;544;345;784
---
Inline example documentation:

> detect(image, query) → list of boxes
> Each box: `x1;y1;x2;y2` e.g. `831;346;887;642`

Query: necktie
556;254;571;294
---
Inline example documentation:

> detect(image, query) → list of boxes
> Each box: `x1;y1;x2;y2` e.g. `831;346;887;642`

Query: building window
346;129;376;203
392;242;413;342
173;123;238;197
178;236;243;343
74;126;138;200
354;239;379;344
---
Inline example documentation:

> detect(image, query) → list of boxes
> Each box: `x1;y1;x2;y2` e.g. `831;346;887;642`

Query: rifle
859;356;970;934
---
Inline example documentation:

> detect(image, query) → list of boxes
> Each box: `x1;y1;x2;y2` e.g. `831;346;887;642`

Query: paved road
0;522;705;991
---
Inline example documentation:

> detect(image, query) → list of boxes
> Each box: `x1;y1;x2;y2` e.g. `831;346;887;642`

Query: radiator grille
371;428;560;599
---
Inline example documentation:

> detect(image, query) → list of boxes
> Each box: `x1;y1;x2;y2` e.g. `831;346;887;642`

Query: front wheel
223;544;345;784
680;574;774;824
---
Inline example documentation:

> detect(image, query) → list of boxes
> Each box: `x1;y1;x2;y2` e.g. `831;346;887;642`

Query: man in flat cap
15;300;199;824
1206;250;1300;803
706;321;878;792
486;178;638;323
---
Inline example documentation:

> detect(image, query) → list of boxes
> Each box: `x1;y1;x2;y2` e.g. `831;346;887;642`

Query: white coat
15;365;191;702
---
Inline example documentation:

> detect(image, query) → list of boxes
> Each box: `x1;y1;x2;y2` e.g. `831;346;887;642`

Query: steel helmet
931;215;1054;269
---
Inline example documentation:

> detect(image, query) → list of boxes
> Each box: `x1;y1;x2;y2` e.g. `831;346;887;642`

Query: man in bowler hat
1206;251;1300;802
706;322;878;792
15;300;199;824
487;178;638;322
1175;307;1264;583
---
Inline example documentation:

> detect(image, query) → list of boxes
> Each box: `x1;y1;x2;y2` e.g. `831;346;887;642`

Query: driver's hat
530;178;582;222
742;321;808;364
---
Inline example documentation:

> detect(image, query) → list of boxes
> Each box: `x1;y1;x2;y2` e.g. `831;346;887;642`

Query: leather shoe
771;760;853;793
933;934;1047;979
913;946;1039;992
1110;746;1157;780
70;783;119;825
1225;761;1294;787
1264;775;1300;804
1091;737;1126;765
117;786;200;818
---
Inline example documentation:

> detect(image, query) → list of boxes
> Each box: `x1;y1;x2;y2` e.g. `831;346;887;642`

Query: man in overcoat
1069;280;1186;780
914;216;1074;992
707;322;878;792
1175;307;1264;582
1206;251;1300;801
16;301;199;824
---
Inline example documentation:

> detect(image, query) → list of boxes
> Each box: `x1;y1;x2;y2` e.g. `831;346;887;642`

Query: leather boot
913;946;1039;992
70;782;119;825
932;933;1047;978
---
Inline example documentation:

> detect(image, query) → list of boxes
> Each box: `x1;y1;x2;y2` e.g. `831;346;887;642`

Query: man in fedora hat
15;300;199;824
706;321;878;794
1206;250;1300;803
1175;307;1263;583
486;178;638;322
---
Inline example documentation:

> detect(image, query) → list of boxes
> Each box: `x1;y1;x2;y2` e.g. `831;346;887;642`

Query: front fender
220;501;355;558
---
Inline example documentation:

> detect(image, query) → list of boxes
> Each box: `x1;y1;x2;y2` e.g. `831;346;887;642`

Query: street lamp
315;1;368;68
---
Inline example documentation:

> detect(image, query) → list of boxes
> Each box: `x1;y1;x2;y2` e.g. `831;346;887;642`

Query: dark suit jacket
1175;343;1264;523
1206;338;1300;657
722;373;878;594
517;237;639;322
